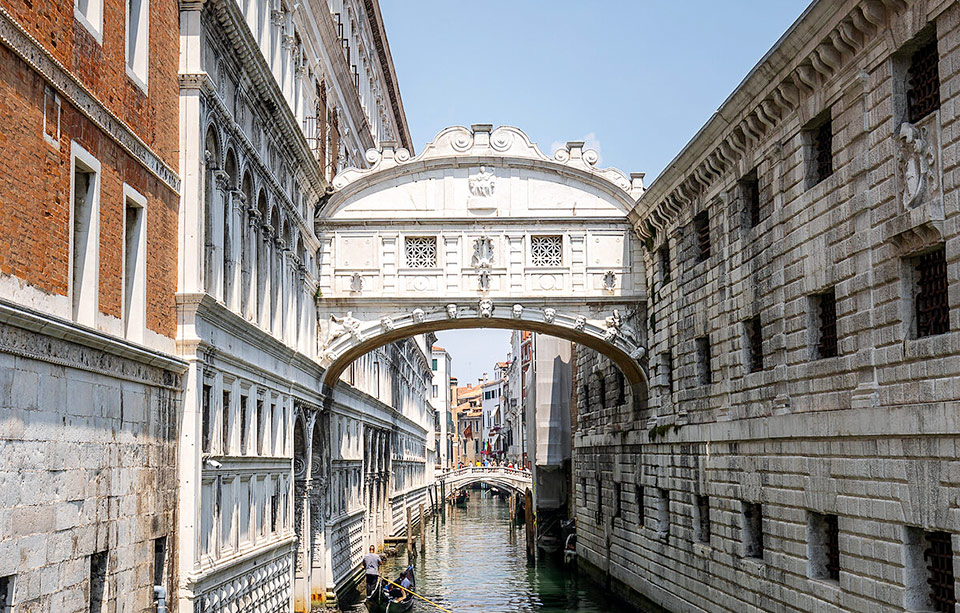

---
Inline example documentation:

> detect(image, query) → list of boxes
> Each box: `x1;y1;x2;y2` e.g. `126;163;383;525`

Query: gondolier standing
362;546;382;595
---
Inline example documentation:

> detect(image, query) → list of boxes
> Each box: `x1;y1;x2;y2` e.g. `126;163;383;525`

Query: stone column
226;190;244;311
260;224;273;330
243;206;260;321
207;167;228;301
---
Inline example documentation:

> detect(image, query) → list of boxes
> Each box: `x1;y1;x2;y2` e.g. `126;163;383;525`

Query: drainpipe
154;586;167;613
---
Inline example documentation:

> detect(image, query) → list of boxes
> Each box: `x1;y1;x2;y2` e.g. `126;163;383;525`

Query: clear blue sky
379;0;811;385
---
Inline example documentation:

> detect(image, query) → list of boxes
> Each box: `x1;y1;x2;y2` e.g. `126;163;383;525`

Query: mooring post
419;504;425;553
406;506;412;553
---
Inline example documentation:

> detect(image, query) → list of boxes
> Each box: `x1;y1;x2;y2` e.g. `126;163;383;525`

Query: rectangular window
907;39;940;123
613;481;621;519
693;212;710;262
122;186;146;342
656;489;670;536
432;384;438;398
75;0;104;43
201;384;212;454
807;512;840;581
660;351;673;392
658;244;671;282
0;575;13;613
153;536;166;588
432;358;438;370
805;111;833;187
256;398;264;455
222;390;231;455
696;336;712;385
125;0;149;90
903;527;956;612
239;394;249;455
913;246;949;337
745;315;763;373
531;235;563;267
71;143;101;326
694;495;710;544
741;168;761;228
813;288;838;359
404;236;437;268
89;549;108;611
636;484;645;526
742;502;764;560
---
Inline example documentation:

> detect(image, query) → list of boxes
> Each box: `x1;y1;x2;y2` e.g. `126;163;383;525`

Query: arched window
203;125;221;294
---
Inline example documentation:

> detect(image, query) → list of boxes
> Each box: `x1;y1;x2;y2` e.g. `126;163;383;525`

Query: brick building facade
575;1;960;611
0;0;183;611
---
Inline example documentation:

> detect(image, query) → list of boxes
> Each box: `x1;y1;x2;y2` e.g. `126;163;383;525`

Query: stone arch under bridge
315;124;649;392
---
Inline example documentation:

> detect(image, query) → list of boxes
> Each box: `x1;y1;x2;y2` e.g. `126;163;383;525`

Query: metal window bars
694;212;710;262
817;289;838;358
824;514;840;581
916;247;949;337
747;316;763;372
924;531;956;612
908;40;941;123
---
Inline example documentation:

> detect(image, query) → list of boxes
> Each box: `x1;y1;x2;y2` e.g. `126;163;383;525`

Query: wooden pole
419;504;425;553
406;506;412;553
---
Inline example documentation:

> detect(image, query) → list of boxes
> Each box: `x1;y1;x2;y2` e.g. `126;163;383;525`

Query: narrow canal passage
351;490;656;613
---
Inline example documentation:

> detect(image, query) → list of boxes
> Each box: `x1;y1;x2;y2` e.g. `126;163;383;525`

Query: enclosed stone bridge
314;124;649;394
438;466;532;497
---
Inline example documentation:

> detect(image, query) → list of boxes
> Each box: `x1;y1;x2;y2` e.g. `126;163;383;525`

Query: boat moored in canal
454;489;469;507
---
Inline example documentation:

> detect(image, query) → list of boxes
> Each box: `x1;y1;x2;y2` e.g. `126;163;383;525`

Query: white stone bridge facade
437;466;532;497
314;124;650;394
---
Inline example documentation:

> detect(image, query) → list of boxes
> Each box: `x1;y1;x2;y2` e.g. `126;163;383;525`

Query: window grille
694;212;710;262
908;40;941;123
661;351;673;391
659;244;671;282
806;115;833;187
824;514;840;581
915;247;949;337
531;235;562;267
741;170;761;228
221;390;231;455
405;236;437;268
239;395;248;454
746;315;763;372
924;531;956;612
816;289;838;358
742;502;764;559
696;495;711;543
201;384;212;454
696;336;712;385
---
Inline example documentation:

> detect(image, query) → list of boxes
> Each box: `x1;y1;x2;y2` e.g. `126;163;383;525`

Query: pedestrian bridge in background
438;466;532;497
314;124;649;396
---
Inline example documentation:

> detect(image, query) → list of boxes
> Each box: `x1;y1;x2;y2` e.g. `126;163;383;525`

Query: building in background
430;345;453;470
0;0;183;611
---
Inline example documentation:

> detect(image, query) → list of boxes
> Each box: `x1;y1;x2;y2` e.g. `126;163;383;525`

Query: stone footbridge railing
437;466;532;496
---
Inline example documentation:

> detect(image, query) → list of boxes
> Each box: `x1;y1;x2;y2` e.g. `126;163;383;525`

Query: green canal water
351;490;655;613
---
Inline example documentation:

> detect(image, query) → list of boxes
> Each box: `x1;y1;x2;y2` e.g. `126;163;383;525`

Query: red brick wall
0;2;179;339
0;0;179;168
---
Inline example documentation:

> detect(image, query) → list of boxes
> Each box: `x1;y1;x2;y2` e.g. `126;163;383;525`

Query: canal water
351;489;653;613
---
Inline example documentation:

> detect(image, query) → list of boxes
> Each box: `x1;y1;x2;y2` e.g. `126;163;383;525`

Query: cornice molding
0;6;180;193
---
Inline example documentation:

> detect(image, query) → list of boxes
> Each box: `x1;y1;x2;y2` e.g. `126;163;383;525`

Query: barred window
741;169;761;228
923;531;956;612
914;247;949;337
695;495;711;544
813;288;838;359
660;351;674;391
908;39;940;123
694;212;710;262
805;112;833;188
659;244;671;282
696;336;712;385
404;236;437;268
531;235;562;267
745;315;763;373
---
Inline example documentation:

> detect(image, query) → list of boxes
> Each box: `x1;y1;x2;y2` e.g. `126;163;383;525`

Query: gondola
454;489;468;507
364;566;416;613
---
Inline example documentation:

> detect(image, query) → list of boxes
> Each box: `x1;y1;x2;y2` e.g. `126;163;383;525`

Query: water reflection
352;489;651;613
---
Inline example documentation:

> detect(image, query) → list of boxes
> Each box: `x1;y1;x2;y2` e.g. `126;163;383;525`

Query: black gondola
364;565;416;613
454;489;468;507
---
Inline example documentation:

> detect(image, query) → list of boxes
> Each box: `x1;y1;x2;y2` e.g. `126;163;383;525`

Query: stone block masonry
576;1;960;611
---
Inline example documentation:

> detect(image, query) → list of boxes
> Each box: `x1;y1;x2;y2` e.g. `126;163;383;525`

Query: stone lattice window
908;39;940;123
914;247;949;337
404;236;437;268
531;235;562;267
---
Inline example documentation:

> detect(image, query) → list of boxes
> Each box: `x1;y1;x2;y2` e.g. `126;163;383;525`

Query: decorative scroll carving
471;236;495;268
349;273;363;292
602;271;617;291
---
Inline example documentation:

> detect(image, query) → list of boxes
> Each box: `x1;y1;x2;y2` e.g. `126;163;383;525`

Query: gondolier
362;546;382;595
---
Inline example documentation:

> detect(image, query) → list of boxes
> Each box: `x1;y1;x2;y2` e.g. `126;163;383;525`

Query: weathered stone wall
0;320;181;612
576;1;960;611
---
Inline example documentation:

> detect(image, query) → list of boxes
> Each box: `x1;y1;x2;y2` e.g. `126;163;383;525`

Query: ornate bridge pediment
314;124;648;392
